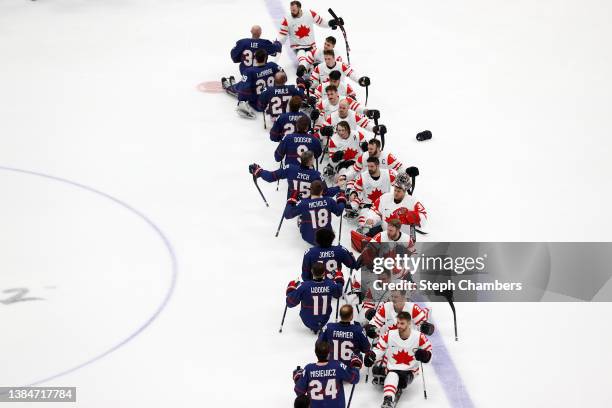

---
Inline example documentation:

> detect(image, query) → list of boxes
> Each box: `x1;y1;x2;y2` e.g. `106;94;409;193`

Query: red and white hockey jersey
310;61;359;87
328;130;366;161
314;79;356;100
304;48;342;69
372;301;428;335
323;109;374;132
278;10;328;49
315;96;364;117
354;151;403;174
370;191;428;232
374;329;432;371
353;169;397;207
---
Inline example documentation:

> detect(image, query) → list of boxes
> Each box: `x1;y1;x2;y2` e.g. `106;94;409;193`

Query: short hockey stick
346;383;356;408
421;362;428;399
328;9;351;65
279;304;288;333
252;176;269;207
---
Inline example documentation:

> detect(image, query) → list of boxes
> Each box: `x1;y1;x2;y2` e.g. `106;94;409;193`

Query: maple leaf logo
295;25;310;39
367;188;383;203
344;148;358;161
392;349;414;365
385;208;407;224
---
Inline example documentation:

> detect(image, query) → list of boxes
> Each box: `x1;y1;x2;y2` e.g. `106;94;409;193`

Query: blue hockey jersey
234;62;282;109
258;84;305;115
284;197;345;245
275;132;322;166
259;164;340;198
230;38;281;75
286;279;343;332
302;245;357;281
294;360;359;408
269;111;309;142
318;322;371;366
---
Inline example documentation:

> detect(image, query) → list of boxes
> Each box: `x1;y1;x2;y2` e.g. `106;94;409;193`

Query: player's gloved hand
415;349;432;363
393;207;421;226
373;124;387;136
286;280;300;295
287;190;299;206
307;95;318;108
420;321;435;336
360;141;369;152
372;364;386;376
296;65;307;79
364;323;378;339
336;191;347;205
249;163;262;177
310;109;320;122
333;270;344;286
328;17;344;29
274;40;282;52
320;126;334;137
364;350;377;367
293;366;304;383
350;354;363;369
406;166;419;178
364;308;377;321
331;150;344;162
358;76;371;87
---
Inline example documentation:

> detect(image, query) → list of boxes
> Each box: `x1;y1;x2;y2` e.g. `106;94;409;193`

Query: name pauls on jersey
311;286;331;294
256;68;274;78
372;279;524;292
274;88;291;95
310;369;337;378
372;253;487;275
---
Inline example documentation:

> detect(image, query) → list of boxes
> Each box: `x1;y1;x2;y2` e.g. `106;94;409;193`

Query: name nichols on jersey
372;279;524;292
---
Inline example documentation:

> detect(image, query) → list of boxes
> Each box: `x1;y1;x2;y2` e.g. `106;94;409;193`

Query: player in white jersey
321;99;375;133
277;1;342;67
315;86;364;118
323;121;367;180
345;139;403;181
297;35;342;77
372;218;415;252
347;157;396;227
314;70;356;101
365;289;434;338
364;312;432;408
310;49;364;87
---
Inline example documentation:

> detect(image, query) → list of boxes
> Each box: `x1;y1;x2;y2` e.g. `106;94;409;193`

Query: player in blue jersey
286;263;343;333
275;116;322;166
293;341;361;408
249;151;340;198
318;304;371;367
222;49;283;119
230;25;281;75
258;71;305;118
284;180;346;245
302;229;358;281
269;96;309;142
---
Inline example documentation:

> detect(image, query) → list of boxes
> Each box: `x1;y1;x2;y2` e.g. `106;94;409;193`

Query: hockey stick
320;134;330;164
276;160;283;191
274;206;286;237
444;289;459;341
328;9;351;66
263;111;267;129
337;208;344;245
365;288;389;383
346;383;356;408
279;304;288;333
421;362;428;399
253;176;269;207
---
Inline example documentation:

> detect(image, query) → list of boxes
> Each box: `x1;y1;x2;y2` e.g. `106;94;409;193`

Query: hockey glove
286;280;300;295
406;166;420;178
336;192;347;205
310;109;320;122
365;109;380;120
331;150;344;162
358;76;371;87
307;95;318;108
360;141;369;152
416;130;432;141
373;124;387;136
415;349;432;363
364;308;377;321
333;270;344;286
296;65;307;78
364;350;377;367
364;323;378;339
328;17;344;29
293;366;304;383
249;163;262;177
350;354;363;369
287;190;299;206
320;126;334;138
420;321;435;336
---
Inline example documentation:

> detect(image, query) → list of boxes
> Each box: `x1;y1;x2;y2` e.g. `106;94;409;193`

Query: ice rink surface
1;0;612;406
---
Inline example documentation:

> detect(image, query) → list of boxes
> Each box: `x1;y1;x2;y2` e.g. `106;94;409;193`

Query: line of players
222;2;433;407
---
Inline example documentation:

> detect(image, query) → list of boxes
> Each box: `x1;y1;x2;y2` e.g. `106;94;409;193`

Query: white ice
1;0;612;407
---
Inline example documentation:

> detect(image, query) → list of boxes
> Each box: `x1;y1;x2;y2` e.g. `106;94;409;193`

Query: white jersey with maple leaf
314;79;356;100
315;96;364;117
277;10;329;49
320;110;374;132
328;130;365;161
303;48;342;70
372;231;416;279
369;191;429;232
353;169;397;207
310;61;360;87
351;151;403;178
372;301;428;336
374;328;432;372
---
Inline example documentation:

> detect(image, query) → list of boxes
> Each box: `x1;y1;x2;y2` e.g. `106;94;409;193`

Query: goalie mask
393;173;412;192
